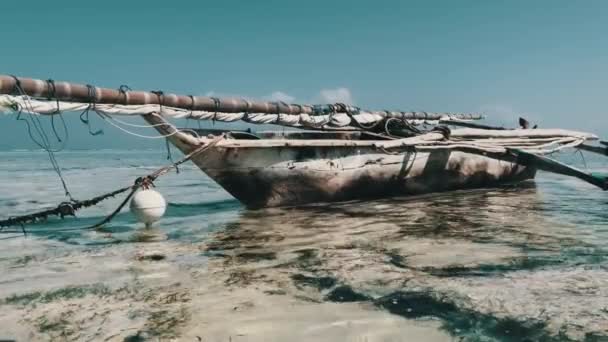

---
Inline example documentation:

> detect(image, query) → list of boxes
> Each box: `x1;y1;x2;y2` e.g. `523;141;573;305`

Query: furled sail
0;94;479;130
0;75;481;130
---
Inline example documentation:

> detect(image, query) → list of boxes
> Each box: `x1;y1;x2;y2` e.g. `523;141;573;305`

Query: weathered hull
171;139;536;208
140;113;536;208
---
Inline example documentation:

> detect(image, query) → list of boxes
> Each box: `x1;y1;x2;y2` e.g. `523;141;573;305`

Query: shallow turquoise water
1;150;607;341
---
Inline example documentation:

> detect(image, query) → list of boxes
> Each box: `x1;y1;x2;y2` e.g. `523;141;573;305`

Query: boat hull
141;114;536;208
176;142;536;208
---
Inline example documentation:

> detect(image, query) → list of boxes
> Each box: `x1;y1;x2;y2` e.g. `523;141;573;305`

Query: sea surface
0;150;607;341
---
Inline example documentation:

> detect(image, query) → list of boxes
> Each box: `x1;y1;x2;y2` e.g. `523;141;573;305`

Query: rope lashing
211;97;220;124
45;79;61;114
45;79;67;143
118;84;132;105
242;100;252;123
185;95;195;128
79;84;103;136
431;126;452;139
338;102;381;130
79;84;95;124
9;75;22;96
151;90;165;115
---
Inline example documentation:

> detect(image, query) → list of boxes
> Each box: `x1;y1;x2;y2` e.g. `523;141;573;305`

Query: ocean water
0;150;607;341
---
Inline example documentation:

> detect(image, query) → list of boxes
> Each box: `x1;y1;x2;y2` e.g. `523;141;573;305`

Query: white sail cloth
137;111;591;156
0;94;597;156
0;94;596;152
0;95;464;129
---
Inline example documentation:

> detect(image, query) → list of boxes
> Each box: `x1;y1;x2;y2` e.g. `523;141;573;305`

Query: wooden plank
448;128;597;140
509;149;608;190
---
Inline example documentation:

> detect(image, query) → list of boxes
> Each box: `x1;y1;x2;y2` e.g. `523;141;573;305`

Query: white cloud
262;91;295;103
317;87;354;105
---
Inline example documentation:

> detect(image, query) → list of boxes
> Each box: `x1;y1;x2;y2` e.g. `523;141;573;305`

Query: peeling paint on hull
172;141;536;208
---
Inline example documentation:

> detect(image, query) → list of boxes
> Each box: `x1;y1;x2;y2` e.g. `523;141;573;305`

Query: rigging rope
79;84;103;136
0;135;225;233
10;77;74;200
166;138;179;173
94;112;186;139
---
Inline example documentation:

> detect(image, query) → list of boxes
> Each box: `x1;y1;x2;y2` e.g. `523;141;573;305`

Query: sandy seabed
0;230;452;342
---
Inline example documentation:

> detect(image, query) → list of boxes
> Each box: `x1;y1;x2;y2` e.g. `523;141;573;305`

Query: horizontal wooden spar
0;74;482;120
448;128;597;140
578;143;608;156
0;75;314;114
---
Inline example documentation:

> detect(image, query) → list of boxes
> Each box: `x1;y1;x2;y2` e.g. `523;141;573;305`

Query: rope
211;97;220;124
95;112;184;139
0;135;225;233
11;76;74;200
87;135;224;230
165;138;179;174
0;186;131;229
46;80;67;144
151;90;164;115
244;100;251;121
577;149;589;171
118;85;131;105
92;111;201;139
45;79;61;114
338;103;382;130
96;112;167;128
384;117;422;138
185;95;195;129
86;183;141;230
79;84;103;136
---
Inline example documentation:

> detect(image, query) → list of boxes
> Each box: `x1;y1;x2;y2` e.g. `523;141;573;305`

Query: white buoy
130;189;167;227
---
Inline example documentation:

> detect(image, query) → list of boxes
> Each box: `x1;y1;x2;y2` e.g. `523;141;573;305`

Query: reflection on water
202;184;608;341
0;151;607;341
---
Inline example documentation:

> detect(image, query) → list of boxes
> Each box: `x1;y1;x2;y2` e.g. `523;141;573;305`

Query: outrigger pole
0;75;481;121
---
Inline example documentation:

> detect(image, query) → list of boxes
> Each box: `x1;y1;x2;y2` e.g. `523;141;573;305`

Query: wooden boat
145;114;536;208
0;75;606;211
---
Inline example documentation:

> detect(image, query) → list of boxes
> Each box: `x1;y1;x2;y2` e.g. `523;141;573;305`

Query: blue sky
1;0;607;150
